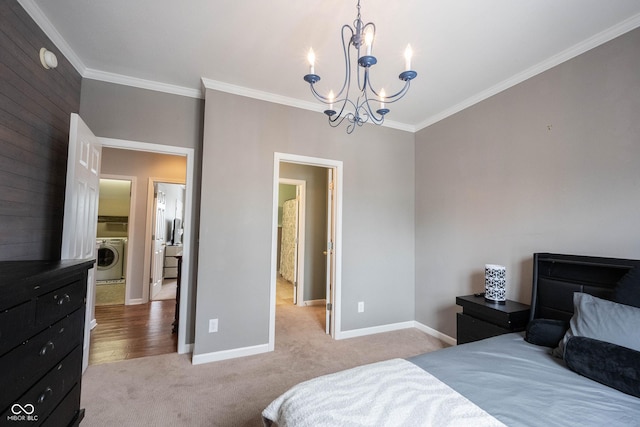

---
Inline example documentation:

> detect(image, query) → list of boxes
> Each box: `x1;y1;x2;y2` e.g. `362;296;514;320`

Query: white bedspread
262;358;506;427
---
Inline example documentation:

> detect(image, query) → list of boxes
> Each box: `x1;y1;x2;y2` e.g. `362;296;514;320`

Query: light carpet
81;279;447;426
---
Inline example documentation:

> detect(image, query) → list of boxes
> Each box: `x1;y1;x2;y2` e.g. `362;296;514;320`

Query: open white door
325;169;336;335
150;188;166;300
61;113;102;373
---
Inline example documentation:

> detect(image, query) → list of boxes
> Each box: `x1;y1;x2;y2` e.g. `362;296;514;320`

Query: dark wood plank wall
0;1;81;260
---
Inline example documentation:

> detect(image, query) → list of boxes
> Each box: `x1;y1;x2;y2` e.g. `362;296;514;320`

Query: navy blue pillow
525;318;568;347
613;267;640;308
565;336;640;398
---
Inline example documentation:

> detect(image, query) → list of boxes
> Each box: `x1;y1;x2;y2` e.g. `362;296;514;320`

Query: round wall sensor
39;48;58;69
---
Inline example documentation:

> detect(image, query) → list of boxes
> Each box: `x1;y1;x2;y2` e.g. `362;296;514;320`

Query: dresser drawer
35;280;85;328
0;308;84;411
0;300;36;356
0;345;82;424
42;382;82;427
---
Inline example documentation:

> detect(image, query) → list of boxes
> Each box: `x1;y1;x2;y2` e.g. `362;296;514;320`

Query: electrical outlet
358;301;364;313
209;318;218;333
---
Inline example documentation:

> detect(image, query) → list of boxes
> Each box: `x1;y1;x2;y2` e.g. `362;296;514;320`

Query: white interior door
325;169;336;335
61;113;102;373
150;188;166;299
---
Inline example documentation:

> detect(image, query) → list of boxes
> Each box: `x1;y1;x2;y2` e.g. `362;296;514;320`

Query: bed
262;253;640;426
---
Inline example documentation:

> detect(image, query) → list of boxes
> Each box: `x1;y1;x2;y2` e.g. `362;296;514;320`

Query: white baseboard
126;298;144;305
335;320;457;346
413;321;457;346
90;319;97;330
191;343;269;365
336;321;416;340
190;322;455;365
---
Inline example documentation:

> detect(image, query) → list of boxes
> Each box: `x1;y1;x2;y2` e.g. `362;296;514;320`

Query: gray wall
280;163;327;302
80;79;203;343
415;28;640;338
194;90;415;356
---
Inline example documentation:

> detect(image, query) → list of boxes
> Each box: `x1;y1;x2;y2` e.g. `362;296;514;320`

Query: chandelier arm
358;95;385;125
332;24;354;100
330;98;357;123
381;80;412;103
364;78;412;103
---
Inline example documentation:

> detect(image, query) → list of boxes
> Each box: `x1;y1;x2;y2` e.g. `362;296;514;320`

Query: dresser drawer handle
37;387;53;404
39;341;55;356
56;293;71;305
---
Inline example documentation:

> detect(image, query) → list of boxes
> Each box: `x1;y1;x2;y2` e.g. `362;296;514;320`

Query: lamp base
484;297;506;305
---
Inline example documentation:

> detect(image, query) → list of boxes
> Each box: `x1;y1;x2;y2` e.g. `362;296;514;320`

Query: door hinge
328;181;334;191
326;302;332;311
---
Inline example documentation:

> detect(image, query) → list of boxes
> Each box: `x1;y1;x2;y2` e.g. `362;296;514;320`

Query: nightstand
456;294;530;345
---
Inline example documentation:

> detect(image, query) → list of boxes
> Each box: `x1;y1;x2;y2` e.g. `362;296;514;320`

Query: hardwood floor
89;300;177;365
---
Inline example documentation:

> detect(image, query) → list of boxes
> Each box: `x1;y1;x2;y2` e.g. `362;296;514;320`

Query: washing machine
96;238;126;281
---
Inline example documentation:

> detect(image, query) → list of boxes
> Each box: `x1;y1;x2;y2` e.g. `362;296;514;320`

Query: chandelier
303;0;417;133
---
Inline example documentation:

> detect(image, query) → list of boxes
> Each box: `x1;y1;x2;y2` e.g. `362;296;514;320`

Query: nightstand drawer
457;313;510;344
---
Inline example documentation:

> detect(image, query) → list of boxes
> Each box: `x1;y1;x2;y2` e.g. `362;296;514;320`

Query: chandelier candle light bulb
379;89;386;109
307;48;316;75
328;90;335;110
365;29;374;56
404;44;413;71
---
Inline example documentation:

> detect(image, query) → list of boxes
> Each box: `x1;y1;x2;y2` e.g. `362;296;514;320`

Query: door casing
99;137;195;355
270;152;343;350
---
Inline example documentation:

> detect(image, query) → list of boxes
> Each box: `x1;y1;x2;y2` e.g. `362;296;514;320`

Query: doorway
99;138;195;355
277;179;305;306
95;177;133;307
149;180;186;302
269;153;343;350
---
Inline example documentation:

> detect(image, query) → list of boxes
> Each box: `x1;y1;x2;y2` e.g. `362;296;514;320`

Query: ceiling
20;0;640;132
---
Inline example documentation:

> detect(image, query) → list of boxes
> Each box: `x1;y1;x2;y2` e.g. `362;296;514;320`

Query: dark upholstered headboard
530;253;640;322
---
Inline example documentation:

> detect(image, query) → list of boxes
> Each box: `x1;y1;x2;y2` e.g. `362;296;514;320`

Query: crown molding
201;78;415;133
85;69;202;99
416;12;640;132
17;0;87;75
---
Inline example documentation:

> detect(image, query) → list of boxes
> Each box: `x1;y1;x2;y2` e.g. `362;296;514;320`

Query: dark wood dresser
0;259;94;426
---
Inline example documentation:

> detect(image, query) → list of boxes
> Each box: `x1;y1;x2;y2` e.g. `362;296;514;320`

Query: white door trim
278;178;306;306
99;137;194;355
99;174;136;306
270;153;343;350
